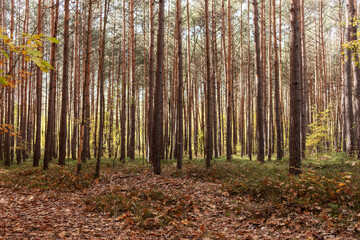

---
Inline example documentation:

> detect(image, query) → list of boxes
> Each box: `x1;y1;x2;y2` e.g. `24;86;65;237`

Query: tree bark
226;0;232;161
58;0;70;166
129;0;136;161
96;0;109;178
186;0;193;160
344;0;355;154
120;0;127;162
272;0;282;160
176;0;183;170
43;0;59;169
205;0;212;168
71;0;80;160
78;0;92;174
253;0;264;163
151;0;165;175
148;0;155;162
33;0;42;167
289;0;302;175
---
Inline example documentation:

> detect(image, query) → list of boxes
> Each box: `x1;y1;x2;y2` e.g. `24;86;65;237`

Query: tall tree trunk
148;0;155;162
187;0;193;160
211;0;218;159
176;0;183;169
33;0;42;167
344;0;355;154
4;0;15;167
108;32;115;158
289;0;302;175
120;0;127;162
247;0;252;160
300;0;307;158
58;0;70;166
151;0;165;175
71;0;80;160
226;0;232;162
20;0;30;163
205;0;212;168
239;2;245;157
253;0;264;163
96;0;109;178
129;0;136;161
43;0;59;170
260;0;267;159
78;0;92;174
272;0;282;160
268;0;273;161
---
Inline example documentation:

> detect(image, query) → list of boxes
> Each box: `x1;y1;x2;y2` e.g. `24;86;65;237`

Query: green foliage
0;26;58;136
343;18;360;65
306;107;332;154
0;165;94;192
167;154;360;211
197;130;204;153
0;26;56;88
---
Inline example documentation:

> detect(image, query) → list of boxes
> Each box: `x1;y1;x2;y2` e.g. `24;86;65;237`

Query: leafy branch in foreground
0;26;58;135
0;26;57;86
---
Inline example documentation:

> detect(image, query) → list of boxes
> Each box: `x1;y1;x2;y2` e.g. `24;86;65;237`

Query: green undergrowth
1;152;359;213
85;187;194;230
168;152;360;210
0;163;94;192
0;157;149;192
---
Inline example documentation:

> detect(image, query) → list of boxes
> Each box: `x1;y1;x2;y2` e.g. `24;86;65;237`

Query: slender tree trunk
205;0;212;168
33;0;42;167
300;0;307;158
19;0;30;163
129;0;136;161
211;0;218;159
43;0;59;169
272;0;282;160
247;0;252;160
4;0;15;167
96;0;109;178
148;0;155;162
120;0;127;162
226;0;232;161
279;0;284;154
194;67;199;157
260;0;267;159
71;0;80;160
108;33;115;158
186;0;193;160
239;2;245;157
268;0;273;161
58;0;70;166
253;0;264;163
78;0;92;174
176;0;183;169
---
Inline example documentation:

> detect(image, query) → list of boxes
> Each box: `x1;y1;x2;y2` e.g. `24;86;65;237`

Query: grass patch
166;153;360;210
0;164;95;191
0;156;152;192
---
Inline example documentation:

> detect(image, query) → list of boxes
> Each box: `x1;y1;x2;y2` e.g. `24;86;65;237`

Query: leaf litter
0;168;359;239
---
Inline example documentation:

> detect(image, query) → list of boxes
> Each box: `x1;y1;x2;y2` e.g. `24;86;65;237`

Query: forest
1;0;360;238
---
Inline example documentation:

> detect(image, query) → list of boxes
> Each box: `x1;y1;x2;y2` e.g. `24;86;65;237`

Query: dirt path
0;172;357;239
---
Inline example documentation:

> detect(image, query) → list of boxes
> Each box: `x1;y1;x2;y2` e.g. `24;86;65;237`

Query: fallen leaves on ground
0;169;359;239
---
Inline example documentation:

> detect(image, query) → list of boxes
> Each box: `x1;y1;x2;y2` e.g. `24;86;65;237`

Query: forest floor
1;153;360;239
